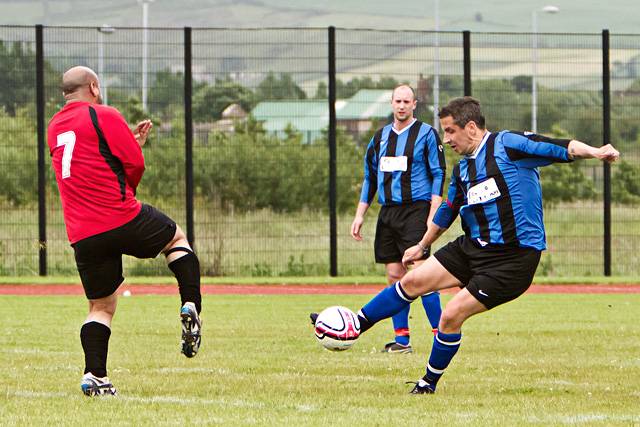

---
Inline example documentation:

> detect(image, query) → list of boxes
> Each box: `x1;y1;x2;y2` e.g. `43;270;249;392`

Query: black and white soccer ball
314;306;361;351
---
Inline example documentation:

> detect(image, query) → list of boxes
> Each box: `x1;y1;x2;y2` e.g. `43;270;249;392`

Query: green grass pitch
1;293;639;425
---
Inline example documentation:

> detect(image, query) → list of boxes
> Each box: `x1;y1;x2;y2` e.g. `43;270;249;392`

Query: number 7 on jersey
57;131;76;179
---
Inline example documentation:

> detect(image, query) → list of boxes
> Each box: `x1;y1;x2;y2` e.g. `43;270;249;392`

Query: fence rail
1;25;639;277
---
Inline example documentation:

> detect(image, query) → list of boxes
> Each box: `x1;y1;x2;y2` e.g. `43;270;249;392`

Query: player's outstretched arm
568;140;620;163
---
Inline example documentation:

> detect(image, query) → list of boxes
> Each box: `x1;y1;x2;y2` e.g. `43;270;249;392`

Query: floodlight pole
139;0;154;111
433;0;440;131
531;5;559;133
97;25;115;105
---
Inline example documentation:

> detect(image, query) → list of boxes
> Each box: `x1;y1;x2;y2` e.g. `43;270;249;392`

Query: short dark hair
438;96;485;129
391;84;416;101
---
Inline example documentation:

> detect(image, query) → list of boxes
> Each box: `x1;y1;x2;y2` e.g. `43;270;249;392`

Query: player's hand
595;144;620;163
350;216;364;241
134;120;153;147
402;244;423;267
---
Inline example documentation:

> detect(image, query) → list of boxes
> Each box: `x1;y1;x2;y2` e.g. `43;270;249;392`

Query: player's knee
385;264;405;283
439;306;464;332
163;227;193;261
387;271;403;283
166;227;188;249
88;297;117;317
400;270;426;297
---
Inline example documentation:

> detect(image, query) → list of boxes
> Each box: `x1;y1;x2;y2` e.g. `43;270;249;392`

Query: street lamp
531;5;559;133
138;0;155;111
97;24;115;105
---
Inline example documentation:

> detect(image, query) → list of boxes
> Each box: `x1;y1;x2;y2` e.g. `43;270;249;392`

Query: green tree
540;162;596;207
511;75;532;93
256;72;306;100
474;79;527;131
0;41;58;116
147;69;208;121
540;125;596;206
612;160;640;204
0;108;37;205
314;81;327;99
192;77;255;123
191;125;362;213
335;75;399;99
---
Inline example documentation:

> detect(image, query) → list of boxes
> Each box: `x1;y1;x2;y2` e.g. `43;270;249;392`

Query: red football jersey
47;102;144;243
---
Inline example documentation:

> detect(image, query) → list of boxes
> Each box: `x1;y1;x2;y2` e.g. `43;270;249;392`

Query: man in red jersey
48;66;202;397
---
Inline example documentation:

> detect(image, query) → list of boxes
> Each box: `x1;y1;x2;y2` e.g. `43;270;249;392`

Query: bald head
62;66;101;103
391;84;416;101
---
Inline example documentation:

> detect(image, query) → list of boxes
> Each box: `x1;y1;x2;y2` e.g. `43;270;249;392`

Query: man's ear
89;81;100;97
464;120;475;135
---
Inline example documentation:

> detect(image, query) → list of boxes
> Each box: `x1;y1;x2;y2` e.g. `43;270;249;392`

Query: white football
314;306;361;351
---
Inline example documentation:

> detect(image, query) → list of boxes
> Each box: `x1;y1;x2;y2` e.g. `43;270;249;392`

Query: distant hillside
0;0;638;33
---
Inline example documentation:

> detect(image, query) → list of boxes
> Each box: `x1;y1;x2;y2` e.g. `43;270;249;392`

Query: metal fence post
184;27;195;248
328;26;337;276
602;29;611;276
36;24;47;276
463;30;472;96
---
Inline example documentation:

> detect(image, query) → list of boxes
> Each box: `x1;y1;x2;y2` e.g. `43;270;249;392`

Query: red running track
1;283;639;295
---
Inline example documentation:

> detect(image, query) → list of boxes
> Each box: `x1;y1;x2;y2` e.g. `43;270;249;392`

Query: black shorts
433;236;541;310
72;204;177;300
374;201;430;264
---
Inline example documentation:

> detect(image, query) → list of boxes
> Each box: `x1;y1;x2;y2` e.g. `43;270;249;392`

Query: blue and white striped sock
391;305;411;346
424;331;462;390
421;291;442;331
358;281;415;333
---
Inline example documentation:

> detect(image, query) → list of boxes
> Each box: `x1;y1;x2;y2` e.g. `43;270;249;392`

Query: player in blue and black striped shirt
351;84;445;353
337;96;619;393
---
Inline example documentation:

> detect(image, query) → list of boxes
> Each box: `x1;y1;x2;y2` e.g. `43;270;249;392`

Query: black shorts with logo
374;200;430;264
72;204;177;300
433;235;541;309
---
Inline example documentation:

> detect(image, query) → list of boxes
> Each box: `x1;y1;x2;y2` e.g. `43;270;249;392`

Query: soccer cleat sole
406;380;435;394
383;347;413;354
382;342;413;354
409;386;435;394
181;311;201;358
81;382;117;397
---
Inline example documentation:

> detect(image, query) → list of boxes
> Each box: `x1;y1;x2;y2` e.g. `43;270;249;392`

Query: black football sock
80;321;111;378
167;249;202;314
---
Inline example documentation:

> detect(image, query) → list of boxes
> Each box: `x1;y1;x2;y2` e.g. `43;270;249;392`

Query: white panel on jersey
467;177;501;205
379;156;407;172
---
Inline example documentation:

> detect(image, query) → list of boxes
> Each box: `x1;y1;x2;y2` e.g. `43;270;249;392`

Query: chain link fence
0;26;637;277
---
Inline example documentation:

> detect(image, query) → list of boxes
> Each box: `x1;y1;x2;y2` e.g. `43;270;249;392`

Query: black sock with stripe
167;248;202;314
80;321;111;378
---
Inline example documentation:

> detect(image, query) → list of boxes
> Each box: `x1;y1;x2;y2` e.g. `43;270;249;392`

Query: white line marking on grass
26;365;77;372
153;367;230;375
528;414;640;424
120;395;266;409
3;348;72;356
454;412;479;422
12;391;69;398
10;390;267;410
547;379;575;386
9;390;316;413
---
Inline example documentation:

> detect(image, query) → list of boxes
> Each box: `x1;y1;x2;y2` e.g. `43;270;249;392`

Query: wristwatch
417;242;429;256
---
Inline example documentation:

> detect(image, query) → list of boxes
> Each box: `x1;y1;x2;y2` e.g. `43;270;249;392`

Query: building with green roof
251;89;392;143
